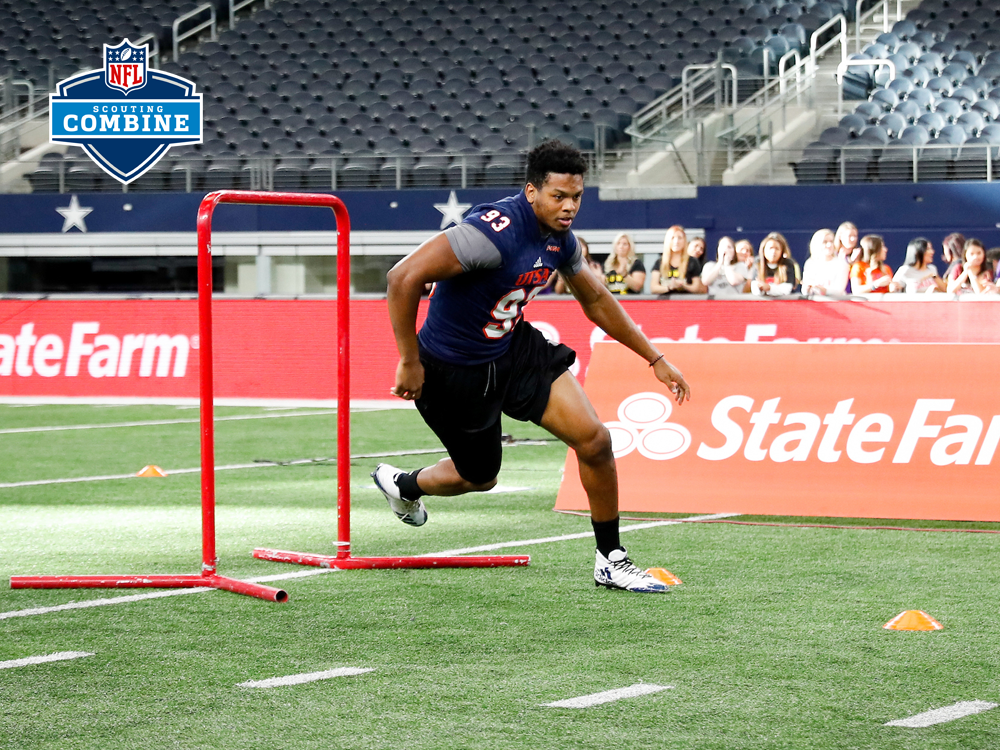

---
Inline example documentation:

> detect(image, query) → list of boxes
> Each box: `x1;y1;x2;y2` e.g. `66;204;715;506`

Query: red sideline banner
556;341;1000;522
2;299;1000;402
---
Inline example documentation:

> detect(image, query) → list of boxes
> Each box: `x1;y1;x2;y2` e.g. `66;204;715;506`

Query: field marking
0;409;336;435
0;446;545;489
428;513;741;556
0;651;94;669
543;683;673;708
0;512;734;620
238;667;373;689
885;701;998;728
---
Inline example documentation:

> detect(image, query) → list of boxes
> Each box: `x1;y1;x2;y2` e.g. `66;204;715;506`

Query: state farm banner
556;342;1000;522
3;298;1000;403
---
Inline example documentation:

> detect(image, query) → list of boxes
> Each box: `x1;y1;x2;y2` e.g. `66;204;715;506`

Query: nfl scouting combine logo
49;39;202;183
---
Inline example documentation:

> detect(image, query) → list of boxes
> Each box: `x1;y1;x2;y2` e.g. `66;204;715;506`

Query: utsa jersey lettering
418;191;582;365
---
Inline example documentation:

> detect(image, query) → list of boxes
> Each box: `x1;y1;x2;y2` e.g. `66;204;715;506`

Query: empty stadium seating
794;0;1000;184
13;0;836;191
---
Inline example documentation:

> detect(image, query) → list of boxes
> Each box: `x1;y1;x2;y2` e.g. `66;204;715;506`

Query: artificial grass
1;405;997;749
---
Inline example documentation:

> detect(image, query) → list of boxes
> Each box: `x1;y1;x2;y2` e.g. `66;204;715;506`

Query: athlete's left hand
652;358;690;405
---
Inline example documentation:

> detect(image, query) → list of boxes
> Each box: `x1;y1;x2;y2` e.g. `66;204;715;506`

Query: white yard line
0;448;550;489
0;410;336;435
0;651;94;669
428;513;741;556
543;683;673;708
885;701;999;728
238;667;373;689
0;511;734;620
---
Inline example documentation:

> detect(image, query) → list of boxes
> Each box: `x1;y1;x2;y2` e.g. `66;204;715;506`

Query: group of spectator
568;222;999;298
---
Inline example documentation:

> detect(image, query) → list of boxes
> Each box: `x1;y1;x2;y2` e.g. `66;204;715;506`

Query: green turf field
1;403;998;749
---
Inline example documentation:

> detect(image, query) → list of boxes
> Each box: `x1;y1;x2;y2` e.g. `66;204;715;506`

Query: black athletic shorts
415;321;576;485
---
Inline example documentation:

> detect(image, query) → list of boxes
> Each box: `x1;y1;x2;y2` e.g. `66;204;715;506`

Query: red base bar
10;574;288;602
252;548;530;569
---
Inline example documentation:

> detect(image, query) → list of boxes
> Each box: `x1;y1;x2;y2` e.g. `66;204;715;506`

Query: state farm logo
0;322;194;378
606;392;692;460
607;393;1000;466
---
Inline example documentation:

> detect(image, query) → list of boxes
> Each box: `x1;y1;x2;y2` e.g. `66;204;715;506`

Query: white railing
855;0;903;53
135;33;160;68
681;63;737;120
230;0;271;29
810;14;848;73
173;3;217;60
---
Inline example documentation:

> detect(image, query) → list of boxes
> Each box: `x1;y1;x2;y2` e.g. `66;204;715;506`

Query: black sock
591;516;621;557
395;469;426;501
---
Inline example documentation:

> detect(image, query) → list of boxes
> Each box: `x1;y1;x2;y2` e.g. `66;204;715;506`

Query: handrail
681;62;737;120
855;0;902;53
230;0;271;29
10;80;34;120
779;50;802;97
135;33;160;68
811;14;848;72
173;2;216;60
836;58;896;115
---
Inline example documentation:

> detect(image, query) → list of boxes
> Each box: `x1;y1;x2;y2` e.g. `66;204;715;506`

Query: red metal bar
7;191;356;603
252;549;530;569
207;575;288;602
10;575;210;589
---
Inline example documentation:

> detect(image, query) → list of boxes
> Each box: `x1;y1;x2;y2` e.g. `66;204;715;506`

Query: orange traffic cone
884;610;943;631
136;465;168;477
646;568;682;586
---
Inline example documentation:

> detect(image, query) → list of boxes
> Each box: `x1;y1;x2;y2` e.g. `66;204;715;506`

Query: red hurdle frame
244;193;528;572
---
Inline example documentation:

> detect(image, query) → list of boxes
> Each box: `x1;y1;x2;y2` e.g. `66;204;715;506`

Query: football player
373;141;690;593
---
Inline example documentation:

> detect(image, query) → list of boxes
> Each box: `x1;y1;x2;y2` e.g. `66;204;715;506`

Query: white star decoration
433;191;472;229
56;195;93;233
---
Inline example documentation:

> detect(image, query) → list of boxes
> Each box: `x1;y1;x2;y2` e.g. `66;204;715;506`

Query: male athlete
372;141;691;593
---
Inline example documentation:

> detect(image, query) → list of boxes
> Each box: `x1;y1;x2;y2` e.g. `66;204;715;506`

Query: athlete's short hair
525;140;588;188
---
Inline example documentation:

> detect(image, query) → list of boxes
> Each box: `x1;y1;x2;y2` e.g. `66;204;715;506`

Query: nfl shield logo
104;40;147;95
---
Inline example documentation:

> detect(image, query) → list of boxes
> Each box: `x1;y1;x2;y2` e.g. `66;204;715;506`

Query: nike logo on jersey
533;257;542;268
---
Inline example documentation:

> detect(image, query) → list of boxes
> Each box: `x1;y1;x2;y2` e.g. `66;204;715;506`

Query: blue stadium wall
5;183;1000;267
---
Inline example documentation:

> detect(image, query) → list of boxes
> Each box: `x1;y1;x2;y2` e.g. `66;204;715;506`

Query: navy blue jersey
418;191;583;365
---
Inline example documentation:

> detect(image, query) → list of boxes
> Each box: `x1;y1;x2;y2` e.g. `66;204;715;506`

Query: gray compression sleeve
443;223;502;271
560;233;585;275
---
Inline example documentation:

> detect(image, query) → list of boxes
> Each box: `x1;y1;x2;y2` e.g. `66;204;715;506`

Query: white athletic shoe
371;463;428;527
594;547;670;593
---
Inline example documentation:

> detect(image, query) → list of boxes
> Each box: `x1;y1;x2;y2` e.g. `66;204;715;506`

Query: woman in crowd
834;221;861;265
947;238;995;294
701;236;755;295
891;237;946;293
687;236;706;266
850;235;894;294
603;232;646;294
650;225;706;294
801;228;849;296
751;232;798;296
941;232;966;280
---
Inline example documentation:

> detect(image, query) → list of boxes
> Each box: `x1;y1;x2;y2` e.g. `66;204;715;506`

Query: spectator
650;225;706;294
987;247;1000;281
947;238;995;295
687;236;706;265
942;232;966;280
554;237;601;294
801;228;849;296
834;221;861;264
751;232;798;296
701;236;755;296
603;232;646;294
891;237;946;294
851;235;894;294
734;239;759;287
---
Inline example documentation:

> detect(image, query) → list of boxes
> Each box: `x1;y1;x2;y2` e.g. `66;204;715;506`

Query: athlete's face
526;172;584;234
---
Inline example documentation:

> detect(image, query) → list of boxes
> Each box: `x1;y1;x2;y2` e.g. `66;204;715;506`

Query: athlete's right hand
391;359;425;401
